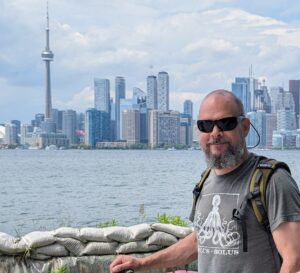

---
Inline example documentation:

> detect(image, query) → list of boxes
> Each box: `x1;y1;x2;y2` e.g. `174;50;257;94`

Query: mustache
207;138;229;145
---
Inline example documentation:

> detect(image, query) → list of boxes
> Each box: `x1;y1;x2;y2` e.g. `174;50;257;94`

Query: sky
1;0;300;123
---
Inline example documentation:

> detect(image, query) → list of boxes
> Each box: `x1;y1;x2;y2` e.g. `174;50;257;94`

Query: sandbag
52;227;83;241
56;238;86;256
117;241;162;254
103;227;132;242
0;232;26;254
151;223;193;238
129;224;153;240
81;242;118;255
20;231;56;249
79;227;110;242
35;243;69;257
146;231;178;246
29;253;51;260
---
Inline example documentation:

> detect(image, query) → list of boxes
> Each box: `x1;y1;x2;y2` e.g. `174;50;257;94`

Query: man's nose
210;124;223;137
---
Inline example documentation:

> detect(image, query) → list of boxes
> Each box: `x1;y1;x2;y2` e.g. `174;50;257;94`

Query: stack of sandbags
0;223;194;260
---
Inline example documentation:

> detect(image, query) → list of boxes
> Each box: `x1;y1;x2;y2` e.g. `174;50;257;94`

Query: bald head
199;89;245;119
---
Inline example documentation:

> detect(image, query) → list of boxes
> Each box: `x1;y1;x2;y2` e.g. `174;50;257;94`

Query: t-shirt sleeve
266;168;300;232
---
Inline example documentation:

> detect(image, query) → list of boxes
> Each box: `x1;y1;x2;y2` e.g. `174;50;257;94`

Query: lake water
0;149;299;236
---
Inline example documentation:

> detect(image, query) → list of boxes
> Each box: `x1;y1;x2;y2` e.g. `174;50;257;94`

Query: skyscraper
183;100;193;119
232;78;251;113
94;78;110;113
41;2;54;120
84;108;110;147
62;110;77;144
115;76;126;140
122;109;140;144
253;85;271;113
289;80;300;128
148;110;180;148
147;75;157;109
276;91;297;130
157;72;169;111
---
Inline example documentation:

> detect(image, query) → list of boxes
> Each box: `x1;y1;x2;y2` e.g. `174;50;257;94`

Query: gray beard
204;143;244;169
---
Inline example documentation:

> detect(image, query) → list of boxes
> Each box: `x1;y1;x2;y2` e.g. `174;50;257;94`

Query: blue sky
1;0;300;123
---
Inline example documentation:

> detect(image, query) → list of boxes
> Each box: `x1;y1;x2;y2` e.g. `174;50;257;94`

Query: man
110;90;300;273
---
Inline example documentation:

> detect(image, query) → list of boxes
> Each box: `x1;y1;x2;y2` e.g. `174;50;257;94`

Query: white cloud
53;86;94;112
2;1;300;122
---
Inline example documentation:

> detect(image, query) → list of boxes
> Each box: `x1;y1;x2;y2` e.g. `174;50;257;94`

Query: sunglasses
197;116;245;133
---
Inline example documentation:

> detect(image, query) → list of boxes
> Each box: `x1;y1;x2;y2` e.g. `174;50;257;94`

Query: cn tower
41;1;54;120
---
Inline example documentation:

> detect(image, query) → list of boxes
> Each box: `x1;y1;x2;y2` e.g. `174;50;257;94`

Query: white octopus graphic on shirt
194;194;240;248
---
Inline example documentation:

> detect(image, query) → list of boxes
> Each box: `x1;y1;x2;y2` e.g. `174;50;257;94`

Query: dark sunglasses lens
216;117;238;131
197;120;214;132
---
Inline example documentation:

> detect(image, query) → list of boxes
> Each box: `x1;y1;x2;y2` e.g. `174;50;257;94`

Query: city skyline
2;1;300;122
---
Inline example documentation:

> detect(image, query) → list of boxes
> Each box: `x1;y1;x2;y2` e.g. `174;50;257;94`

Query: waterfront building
52;109;63;131
269;86;284;113
266;113;277;148
41;119;56;133
147;75;157;110
62;110;77;144
272;130;300;149
232;77;258;112
157;71;169;111
23;129;69;149
0;125;5;144
4;123;18;145
94;78;110;113
148;110;180;148
85;108;110;148
276;91;296;130
110;99;116;141
11;120;21;144
119;98;141;140
115;76;126;140
133;88;148;143
253;85;271;113
247;111;266;148
20;124;34;145
31;113;45;128
122;109;140;144
179;113;193;147
289;80;300;128
183;100;193;120
77;113;85;131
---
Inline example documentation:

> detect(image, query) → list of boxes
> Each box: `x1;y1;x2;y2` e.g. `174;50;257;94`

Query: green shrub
156;213;188;227
96;219;118;228
51;265;68;273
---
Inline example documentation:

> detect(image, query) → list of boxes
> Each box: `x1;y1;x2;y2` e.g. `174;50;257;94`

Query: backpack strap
232;156;291;252
250;158;290;230
189;168;211;222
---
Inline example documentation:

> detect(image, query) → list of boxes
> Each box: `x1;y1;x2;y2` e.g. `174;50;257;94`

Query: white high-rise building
157;71;169;111
4;124;18;145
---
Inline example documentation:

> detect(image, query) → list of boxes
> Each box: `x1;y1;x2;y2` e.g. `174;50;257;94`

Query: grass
156;213;188;227
51;265;68;273
96;219;118;228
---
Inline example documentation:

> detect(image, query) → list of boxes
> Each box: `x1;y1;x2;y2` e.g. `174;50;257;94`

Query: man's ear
242;118;251;137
